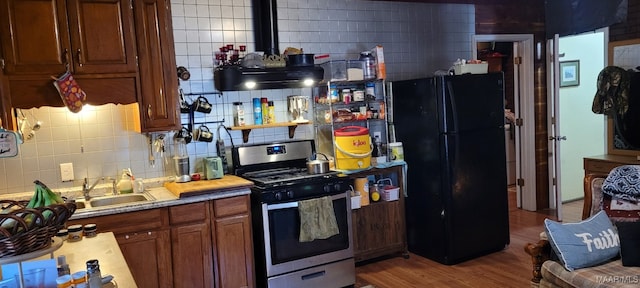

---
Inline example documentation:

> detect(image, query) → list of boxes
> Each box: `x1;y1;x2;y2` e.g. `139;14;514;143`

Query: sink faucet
107;177;118;195
83;177;104;201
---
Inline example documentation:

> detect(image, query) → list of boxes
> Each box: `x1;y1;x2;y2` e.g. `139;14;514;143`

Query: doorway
473;34;536;211
547;30;607;220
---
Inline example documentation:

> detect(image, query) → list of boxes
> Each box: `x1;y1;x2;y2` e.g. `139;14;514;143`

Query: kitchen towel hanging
298;196;339;242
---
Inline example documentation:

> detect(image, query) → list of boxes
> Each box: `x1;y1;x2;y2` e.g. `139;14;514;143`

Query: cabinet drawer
213;196;249;218
169;202;208;225
585;160;623;174
69;208;168;235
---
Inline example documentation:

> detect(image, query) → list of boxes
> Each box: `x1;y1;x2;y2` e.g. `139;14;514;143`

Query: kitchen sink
90;194;150;207
74;201;87;209
74;193;153;210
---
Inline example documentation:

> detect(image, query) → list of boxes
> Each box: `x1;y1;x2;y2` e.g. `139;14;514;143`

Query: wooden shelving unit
347;165;408;263
228;122;312;143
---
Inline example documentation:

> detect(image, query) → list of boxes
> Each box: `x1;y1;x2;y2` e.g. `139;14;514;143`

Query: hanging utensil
147;133;155;167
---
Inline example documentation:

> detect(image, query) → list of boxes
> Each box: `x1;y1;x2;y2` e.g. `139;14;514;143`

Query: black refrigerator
391;73;510;265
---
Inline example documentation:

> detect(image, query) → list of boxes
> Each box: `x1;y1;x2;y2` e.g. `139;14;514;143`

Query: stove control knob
274;192;283;201
286;190;294;199
323;185;331;193
333;183;342;192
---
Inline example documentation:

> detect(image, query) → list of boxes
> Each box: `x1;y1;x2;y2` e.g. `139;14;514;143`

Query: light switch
60;163;74;182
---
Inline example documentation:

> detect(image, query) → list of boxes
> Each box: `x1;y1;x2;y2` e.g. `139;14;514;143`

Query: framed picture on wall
559;60;580;87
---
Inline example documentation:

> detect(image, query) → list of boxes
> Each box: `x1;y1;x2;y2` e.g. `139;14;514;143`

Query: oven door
262;191;353;277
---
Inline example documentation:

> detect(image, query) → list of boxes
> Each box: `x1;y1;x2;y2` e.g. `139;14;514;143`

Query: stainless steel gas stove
233;140;355;288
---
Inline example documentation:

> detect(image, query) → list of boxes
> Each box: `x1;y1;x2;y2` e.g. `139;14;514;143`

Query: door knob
548;136;567;141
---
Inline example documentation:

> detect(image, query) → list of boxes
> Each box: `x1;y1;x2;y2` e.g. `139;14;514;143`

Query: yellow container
334;126;371;170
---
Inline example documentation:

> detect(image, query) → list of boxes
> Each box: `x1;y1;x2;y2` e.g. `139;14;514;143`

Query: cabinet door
133;0;180;132
171;222;214;288
0;0;70;74
212;196;254;288
66;0;137;74
116;229;173;288
352;201;405;261
213;214;254;288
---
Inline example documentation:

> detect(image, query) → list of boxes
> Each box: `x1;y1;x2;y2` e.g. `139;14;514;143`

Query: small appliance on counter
204;156;224;180
173;136;190;183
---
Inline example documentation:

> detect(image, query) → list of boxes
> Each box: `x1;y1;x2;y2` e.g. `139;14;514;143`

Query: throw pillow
544;210;620;271
602;165;640;202
616;221;640;267
602;194;640;223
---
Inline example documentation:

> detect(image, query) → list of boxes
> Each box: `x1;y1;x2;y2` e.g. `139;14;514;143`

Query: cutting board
164;175;254;198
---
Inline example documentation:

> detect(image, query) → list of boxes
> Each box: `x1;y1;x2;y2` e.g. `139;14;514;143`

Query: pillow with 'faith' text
544;210;620;271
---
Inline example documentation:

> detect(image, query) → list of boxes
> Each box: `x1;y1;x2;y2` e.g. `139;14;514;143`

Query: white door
473;34;536;211
548;31;607;221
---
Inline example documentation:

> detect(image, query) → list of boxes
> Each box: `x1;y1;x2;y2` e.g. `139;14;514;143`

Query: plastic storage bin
322;60;347;81
377;178;399;201
454;63;488;75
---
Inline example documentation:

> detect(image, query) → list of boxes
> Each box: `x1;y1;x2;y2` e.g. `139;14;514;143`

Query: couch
525;173;640;288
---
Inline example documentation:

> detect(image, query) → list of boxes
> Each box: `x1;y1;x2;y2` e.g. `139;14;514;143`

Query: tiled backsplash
0;0;474;194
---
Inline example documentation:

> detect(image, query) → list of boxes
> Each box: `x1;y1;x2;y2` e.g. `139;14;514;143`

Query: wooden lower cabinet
348;165;408;263
211;195;255;288
170;202;213;288
68;195;255;288
117;229;172;288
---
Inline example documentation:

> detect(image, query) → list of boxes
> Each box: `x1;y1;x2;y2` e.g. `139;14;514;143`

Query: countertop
43;232;137;287
69;175;253;220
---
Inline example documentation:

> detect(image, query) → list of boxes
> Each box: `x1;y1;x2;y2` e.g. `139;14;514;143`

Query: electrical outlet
60;163;74;182
373;131;382;140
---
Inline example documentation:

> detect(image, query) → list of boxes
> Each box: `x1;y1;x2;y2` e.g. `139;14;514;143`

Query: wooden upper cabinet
0;0;70;74
66;0;137;74
0;0;136;75
133;0;179;132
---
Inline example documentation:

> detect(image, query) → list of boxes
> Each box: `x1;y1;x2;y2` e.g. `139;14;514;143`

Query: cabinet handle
76;49;83;67
1;58;4;71
125;234;130;239
147;105;153;119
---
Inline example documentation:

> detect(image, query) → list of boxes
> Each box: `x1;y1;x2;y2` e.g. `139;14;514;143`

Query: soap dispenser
116;169;133;194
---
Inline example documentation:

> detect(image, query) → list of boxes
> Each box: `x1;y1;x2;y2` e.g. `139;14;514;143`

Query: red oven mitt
52;70;86;113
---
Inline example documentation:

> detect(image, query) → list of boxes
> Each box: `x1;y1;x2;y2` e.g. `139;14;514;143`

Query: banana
25;187;38;208
43;186;53;207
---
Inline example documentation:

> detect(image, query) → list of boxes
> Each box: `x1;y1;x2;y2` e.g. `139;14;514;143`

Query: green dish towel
298;196;339;242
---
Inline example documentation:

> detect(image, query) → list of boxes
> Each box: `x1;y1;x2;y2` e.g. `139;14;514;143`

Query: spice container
365;82;376;99
67;224;83;242
86;259;102;288
72;270;87;287
233;102;245;126
83;223;97;238
341;89;351;104
56;229;68;241
56;275;73;288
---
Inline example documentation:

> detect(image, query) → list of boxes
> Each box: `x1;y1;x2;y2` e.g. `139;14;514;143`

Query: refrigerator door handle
440;209;445;219
445;81;459;133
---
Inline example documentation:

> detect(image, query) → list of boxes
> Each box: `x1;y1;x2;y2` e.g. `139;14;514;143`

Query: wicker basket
0;201;76;258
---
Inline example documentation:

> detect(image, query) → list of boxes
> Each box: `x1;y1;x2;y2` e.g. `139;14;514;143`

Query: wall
610;0;640;42
0;0;475;194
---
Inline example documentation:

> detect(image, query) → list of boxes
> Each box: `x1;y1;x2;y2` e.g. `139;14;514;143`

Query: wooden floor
355;187;583;288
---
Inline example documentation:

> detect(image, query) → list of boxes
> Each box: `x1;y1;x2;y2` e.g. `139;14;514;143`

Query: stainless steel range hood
213;0;324;91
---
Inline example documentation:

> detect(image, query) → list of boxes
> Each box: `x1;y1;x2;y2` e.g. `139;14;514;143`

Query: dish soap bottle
116;169;133;194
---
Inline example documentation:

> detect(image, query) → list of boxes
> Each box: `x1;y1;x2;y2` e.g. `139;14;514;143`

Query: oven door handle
266;193;346;211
